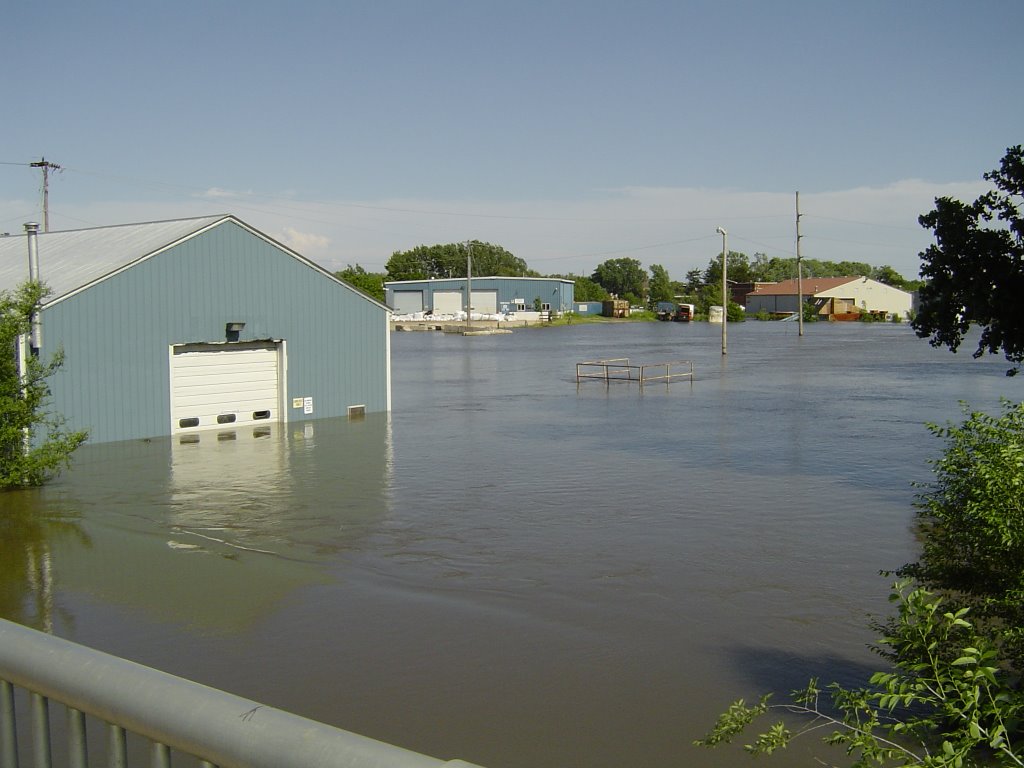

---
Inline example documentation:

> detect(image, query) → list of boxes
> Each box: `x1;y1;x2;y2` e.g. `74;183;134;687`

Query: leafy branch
696;584;1024;767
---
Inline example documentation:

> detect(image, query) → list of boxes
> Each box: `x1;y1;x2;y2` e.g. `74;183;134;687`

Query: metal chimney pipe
24;222;42;350
25;222;40;281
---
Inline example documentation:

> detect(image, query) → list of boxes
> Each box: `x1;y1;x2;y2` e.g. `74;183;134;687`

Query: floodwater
2;320;1020;767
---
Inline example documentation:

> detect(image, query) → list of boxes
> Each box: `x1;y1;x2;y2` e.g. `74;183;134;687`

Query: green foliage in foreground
696;583;1024;767
1;282;88;489
699;400;1024;766
896;401;1024;673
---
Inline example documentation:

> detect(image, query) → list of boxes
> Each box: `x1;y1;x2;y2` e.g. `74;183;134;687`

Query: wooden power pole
29;157;61;232
796;191;804;337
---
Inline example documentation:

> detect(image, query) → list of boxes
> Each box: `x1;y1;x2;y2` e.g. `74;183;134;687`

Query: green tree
802;299;819;323
335;264;386;303
694;283;743;321
835;260;873;277
871;264;910;289
386;241;530;281
913;145;1024;375
648;264;674;306
591;258;647;301
684;268;704;292
1;281;88;489
750;254;798;283
703;251;752;286
550;274;609;302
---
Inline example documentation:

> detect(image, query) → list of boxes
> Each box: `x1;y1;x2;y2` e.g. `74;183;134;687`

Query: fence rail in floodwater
575;358;694;386
0;618;483;768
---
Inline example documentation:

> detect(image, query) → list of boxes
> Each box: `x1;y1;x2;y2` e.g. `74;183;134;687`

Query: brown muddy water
2;321;1019;767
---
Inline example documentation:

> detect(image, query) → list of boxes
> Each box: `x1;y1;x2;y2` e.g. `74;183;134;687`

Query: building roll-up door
432;290;463;314
170;342;282;434
391;291;424;314
471;290;498;314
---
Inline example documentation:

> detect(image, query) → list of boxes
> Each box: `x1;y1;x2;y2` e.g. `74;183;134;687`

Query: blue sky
2;0;1021;280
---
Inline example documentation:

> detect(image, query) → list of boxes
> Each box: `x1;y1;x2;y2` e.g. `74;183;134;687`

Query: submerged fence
0;618;483;768
576;358;694;386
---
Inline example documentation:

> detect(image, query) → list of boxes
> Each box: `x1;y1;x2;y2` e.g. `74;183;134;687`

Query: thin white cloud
278;226;330;256
196;187;254;200
1;177;996;280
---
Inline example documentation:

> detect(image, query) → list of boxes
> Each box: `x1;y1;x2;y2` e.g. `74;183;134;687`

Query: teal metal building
385;277;574;315
0;215;391;444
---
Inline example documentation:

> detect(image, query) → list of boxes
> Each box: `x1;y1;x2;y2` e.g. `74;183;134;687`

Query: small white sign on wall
303;397;314;414
292;397;304;409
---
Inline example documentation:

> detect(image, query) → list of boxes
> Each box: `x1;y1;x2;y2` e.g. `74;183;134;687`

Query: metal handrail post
68;707;88;768
1;680;17;768
31;692;51;768
108;724;128;768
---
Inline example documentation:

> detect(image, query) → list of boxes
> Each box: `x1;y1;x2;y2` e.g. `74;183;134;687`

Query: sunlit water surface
2;321;1019;767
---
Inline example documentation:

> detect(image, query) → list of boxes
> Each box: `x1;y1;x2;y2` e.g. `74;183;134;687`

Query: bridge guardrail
0;618;484;768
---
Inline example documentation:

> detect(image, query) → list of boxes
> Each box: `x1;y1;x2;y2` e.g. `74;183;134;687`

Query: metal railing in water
576;358;694;386
0;618;483;768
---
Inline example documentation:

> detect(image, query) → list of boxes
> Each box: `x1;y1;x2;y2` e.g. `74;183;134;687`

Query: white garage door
432;290;464;314
391;290;423;313
471;290;498;314
170;342;282;434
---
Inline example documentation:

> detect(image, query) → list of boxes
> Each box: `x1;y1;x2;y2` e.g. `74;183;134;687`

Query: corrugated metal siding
39;220;389;444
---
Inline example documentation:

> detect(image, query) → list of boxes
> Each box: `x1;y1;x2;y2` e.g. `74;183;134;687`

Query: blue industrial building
0;215;391;444
385;276;574;315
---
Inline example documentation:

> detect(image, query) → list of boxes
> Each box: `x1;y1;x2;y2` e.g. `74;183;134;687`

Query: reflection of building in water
24;547;54;633
0;495;88;631
170;423;294;556
43;414;393;633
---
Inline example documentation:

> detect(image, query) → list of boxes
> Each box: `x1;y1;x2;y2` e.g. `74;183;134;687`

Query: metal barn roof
0;215;229;303
747;277;859;296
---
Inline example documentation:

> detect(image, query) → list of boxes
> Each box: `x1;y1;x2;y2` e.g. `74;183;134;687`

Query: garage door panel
432;290;463;314
170;343;282;433
392;291;423;313
472;290;497;314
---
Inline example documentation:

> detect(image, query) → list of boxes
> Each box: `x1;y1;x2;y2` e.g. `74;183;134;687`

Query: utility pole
465;240;473;330
716;227;728;355
29;158;61;232
796;191;804;337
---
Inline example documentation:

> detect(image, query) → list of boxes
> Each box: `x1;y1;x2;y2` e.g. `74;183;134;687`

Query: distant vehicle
657;303;694;322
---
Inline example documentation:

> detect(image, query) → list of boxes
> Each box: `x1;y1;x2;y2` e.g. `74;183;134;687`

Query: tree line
336;243;923;309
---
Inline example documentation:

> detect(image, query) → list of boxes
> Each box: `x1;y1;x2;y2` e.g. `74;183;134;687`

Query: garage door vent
217;414;236;424
179;417;199;428
253;410;271;420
